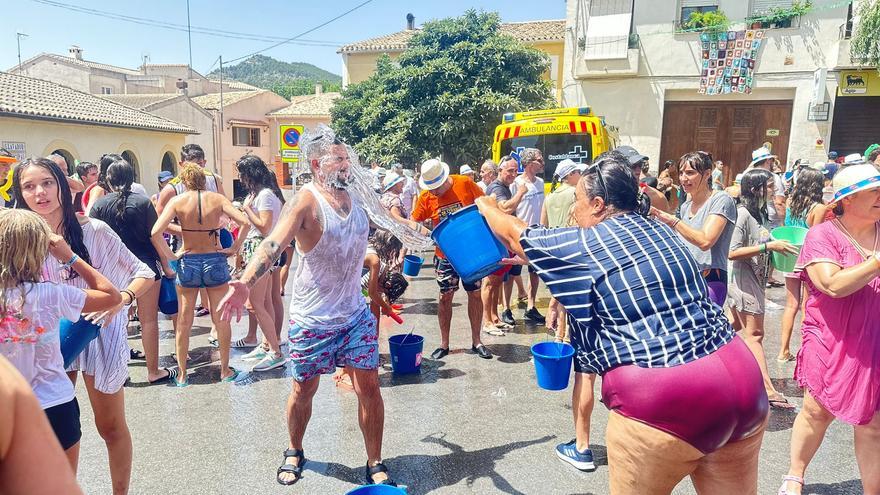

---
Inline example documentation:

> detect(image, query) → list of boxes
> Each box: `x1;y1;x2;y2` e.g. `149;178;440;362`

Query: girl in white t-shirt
0;209;120;469
235;156;287;372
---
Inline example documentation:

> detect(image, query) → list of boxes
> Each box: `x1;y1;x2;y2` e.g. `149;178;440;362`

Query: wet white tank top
290;183;369;328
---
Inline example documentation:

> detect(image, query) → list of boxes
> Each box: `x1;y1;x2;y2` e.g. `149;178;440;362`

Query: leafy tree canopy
331;10;554;167
851;0;880;67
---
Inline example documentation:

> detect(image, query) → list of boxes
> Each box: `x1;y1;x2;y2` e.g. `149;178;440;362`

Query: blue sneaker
556;440;595;471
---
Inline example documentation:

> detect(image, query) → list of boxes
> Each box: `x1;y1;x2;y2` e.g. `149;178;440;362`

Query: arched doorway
50;149;75;175
121;150;139;182
161;152;176;174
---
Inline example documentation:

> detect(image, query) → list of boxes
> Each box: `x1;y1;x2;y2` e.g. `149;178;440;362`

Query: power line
27;0;345;47
225;0;377;64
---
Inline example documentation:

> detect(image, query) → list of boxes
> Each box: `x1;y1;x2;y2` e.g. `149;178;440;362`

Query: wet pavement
74;258;863;494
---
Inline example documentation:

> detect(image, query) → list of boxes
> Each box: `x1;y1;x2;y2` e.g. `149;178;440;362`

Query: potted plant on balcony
684;10;730;33
749;0;813;29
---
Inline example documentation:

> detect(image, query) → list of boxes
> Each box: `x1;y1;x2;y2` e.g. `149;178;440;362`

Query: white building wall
19;59;91;92
563;0;852;168
147;100;216;174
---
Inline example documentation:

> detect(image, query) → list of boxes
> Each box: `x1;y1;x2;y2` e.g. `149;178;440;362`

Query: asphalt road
74;260;863;494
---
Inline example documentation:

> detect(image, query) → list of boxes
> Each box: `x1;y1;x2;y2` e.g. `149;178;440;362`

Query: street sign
279;125;304;164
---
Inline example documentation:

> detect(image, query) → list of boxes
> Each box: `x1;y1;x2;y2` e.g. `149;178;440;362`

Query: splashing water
293;125;434;252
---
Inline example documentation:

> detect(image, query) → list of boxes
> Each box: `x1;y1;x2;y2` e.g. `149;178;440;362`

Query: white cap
554;159;586;180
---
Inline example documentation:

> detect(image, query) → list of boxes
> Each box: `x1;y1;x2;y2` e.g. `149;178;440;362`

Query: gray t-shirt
678;191;737;272
485;180;512;201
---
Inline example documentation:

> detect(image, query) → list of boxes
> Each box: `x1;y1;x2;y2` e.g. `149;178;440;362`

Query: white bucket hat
830;164;880;204
843;153;866;166
383;171;405;192
459;164;475;176
748;147;777;168
419;158;450;190
554;159;586;180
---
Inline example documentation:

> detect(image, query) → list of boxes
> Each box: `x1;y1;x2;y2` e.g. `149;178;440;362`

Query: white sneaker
765;300;784;311
252;353;286;372
241;346;268;361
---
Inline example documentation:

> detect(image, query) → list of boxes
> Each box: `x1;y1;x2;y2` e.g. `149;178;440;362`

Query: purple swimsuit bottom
601;335;769;454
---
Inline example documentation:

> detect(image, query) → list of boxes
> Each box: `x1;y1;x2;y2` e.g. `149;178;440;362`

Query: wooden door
659;101;793;187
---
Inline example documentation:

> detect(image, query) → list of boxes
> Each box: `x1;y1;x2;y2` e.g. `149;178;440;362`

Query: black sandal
130;349;145;360
365;461;397;486
276;449;305;485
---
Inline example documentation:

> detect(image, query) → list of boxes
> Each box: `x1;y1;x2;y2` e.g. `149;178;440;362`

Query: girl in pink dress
780;164;880;495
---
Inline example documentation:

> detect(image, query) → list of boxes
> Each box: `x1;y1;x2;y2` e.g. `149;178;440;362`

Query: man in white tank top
219;128;397;487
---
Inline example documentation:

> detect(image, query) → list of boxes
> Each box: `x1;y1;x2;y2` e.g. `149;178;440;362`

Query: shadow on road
312;432;556;494
804;479;864;494
378;358;465;387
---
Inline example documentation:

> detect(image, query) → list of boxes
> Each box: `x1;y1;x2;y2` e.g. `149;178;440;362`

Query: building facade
338;15;566;103
101;93;215;174
191;90;290;196
267;87;340;188
0;72;192;194
563;0;857;182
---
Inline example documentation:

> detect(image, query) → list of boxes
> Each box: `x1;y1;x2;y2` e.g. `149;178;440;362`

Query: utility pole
186;0;193;79
16;32;28;74
218;55;224;175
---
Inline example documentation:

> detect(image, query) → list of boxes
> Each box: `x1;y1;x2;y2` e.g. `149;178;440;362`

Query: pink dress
795;220;880;425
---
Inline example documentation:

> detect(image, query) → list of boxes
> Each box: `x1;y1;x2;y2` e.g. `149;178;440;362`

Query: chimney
69;45;83;60
406;13;415;30
176;79;189;95
315;83;323;95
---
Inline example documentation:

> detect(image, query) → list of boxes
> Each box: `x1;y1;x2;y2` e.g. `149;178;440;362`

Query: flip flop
129;349;146;360
334;373;354;392
769;395;796;409
221;367;239;383
175;377;190;388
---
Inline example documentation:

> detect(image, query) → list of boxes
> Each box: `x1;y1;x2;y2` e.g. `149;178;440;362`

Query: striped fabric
520;213;734;375
41;219;154;394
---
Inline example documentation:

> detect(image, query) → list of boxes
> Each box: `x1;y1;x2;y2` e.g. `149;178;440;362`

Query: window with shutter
583;0;633;60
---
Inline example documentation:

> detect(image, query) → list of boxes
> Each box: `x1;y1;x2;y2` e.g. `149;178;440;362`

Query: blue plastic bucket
158;276;178;315
345;484;407;495
388;334;424;374
59;317;102;368
401;255;423;277
531;341;576;391
430;205;507;284
219;228;234;249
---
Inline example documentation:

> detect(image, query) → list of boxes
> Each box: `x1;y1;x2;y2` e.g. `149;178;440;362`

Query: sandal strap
284;448;304;459
782;475;804;485
278;464;303;474
367;462;389;476
165;367;179;379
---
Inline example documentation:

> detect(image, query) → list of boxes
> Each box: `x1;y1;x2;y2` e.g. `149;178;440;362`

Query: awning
227;119;268;127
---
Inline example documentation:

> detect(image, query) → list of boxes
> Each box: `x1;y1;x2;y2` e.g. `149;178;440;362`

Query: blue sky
2;0;566;76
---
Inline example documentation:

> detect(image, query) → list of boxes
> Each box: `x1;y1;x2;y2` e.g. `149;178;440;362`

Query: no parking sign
279;125;304;164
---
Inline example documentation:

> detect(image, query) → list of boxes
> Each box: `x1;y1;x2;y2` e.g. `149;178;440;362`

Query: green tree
851;0;880;66
331;10;554;167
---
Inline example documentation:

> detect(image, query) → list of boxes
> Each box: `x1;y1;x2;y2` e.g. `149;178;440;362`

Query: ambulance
491;107;619;188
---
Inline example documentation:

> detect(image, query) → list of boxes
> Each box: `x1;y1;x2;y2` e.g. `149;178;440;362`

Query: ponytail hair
105;158;135;223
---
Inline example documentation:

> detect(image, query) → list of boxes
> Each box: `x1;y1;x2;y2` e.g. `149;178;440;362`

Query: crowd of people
0;125;878;495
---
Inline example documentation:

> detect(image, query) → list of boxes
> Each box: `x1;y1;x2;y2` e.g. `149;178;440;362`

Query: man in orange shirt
412;159;492;360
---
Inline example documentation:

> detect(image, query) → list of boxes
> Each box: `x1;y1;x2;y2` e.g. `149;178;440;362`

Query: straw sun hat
830;164;880;205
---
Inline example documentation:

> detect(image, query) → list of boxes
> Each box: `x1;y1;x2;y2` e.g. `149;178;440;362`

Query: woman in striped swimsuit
14;157;154;495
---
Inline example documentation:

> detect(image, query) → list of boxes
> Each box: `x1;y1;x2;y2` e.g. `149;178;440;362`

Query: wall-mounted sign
1;141;26;161
812;68;827;103
808;102;830;121
766;129;780;137
838;70;878;96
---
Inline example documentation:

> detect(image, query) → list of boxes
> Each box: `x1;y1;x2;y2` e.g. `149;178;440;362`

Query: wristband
760;243;767;253
61;254;79;269
670;218;680;229
122;289;136;305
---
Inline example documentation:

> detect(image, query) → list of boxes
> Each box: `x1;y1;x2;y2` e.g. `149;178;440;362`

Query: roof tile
268;92;341;117
191;90;267;110
338;19;564;53
0;71;194;133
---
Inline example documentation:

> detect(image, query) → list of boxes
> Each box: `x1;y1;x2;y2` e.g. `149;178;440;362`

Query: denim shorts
287;306;378;382
176;252;231;289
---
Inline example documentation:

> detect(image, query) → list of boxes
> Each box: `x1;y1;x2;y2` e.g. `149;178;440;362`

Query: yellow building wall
342;40;564;104
0;117;186;195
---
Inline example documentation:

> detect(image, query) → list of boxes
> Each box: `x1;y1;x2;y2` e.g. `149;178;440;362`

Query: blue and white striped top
521;213;734;375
